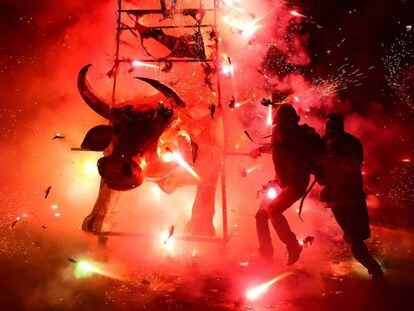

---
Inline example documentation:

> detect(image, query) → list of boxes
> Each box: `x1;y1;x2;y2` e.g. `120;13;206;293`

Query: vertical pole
112;0;122;105
213;0;228;243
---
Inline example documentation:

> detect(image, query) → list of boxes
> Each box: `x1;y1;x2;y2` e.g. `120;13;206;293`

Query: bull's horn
77;65;111;119
135;77;185;108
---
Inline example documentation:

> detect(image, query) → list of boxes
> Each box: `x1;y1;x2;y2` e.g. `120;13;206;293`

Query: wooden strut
101;0;228;246
119;24;214;30
98;231;228;245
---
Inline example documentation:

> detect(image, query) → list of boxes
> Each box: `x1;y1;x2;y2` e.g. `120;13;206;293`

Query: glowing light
267;187;280;199
266;106;273;126
178;130;192;142
75;260;100;278
222;13;261;38
73;260;124;280
140;158;148;169
164;150;200;180
246;272;293;301
132;60;159;69
246;166;258;174
401;158;411;163
51;204;59;210
82;159;97;174
54;212;61;218
151;185;162;201
160;229;174;253
162;151;174;163
222;63;234;75
290;10;305;18
242;21;261;37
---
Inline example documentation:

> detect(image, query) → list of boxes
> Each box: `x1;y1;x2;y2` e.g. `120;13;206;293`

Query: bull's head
77;64;185;191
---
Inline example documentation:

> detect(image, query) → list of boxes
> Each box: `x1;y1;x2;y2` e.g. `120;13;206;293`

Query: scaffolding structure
98;0;228;246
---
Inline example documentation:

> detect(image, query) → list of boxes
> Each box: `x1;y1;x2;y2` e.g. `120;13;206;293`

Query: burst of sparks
383;31;414;110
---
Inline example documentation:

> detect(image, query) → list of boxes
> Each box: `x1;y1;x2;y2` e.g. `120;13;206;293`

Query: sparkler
246;272;293;301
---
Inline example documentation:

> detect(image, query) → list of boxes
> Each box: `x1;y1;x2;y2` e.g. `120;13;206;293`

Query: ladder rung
119;24;214;30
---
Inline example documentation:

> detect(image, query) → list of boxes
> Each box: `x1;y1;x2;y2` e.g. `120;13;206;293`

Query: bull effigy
78;65;219;237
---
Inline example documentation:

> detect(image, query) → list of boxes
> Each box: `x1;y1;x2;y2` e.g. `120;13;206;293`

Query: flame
246;272;293;301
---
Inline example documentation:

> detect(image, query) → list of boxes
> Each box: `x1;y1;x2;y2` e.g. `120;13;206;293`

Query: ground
1;224;413;311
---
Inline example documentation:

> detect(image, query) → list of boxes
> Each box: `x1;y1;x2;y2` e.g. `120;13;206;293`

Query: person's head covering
273;104;300;125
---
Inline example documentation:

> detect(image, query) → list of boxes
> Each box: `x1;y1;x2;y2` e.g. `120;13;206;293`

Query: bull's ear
81;125;113;151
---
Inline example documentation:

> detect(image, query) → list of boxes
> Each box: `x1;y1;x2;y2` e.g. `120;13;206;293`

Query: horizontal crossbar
98;231;229;245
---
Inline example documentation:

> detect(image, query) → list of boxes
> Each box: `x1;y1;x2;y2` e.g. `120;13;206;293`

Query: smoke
0;0;413;309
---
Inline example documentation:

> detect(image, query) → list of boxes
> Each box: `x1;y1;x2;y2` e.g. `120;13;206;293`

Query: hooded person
317;113;383;280
250;104;322;265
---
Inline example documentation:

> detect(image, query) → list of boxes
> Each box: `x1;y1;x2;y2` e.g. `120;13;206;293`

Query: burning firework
131;60;159;69
246;272;293;301
160;228;175;254
70;258;125;281
163;148;200;180
267;186;280;200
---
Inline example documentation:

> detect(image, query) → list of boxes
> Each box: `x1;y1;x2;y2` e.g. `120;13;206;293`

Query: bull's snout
97;155;143;191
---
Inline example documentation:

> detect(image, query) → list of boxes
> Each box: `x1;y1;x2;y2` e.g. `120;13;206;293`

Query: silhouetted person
250;104;322;264
318;113;383;280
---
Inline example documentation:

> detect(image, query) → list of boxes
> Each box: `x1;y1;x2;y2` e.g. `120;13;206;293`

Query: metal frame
101;0;228;246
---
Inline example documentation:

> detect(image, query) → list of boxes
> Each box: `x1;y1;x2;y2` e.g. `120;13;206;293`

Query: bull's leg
185;168;220;237
82;179;120;234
